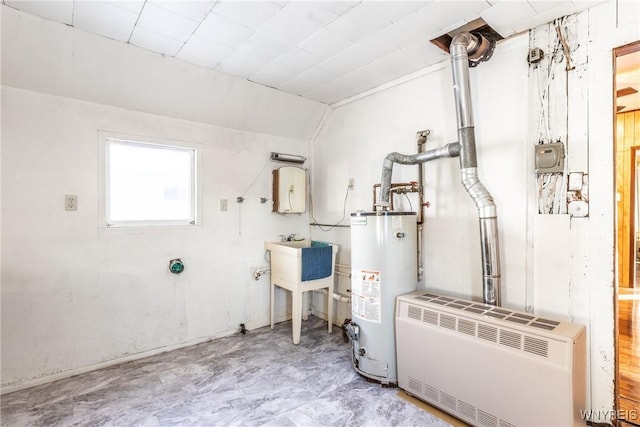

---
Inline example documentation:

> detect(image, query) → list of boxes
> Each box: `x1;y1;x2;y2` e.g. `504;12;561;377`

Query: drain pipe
450;32;500;306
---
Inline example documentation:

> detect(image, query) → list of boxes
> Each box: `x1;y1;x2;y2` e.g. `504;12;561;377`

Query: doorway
615;40;640;425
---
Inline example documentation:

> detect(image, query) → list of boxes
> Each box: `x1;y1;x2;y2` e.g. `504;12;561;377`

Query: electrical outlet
348;178;355;189
65;195;78;211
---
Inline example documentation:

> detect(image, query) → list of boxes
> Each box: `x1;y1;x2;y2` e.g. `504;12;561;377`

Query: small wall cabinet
272;166;306;213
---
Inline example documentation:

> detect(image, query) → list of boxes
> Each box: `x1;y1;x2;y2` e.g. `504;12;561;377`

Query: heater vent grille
499;330;522;350
408;376;422;393
440;314;456;330
423;309;438;325
410;380;517;427
415;293;559;330
458;400;477;420
407;297;554;361
478;410;498;427
524;336;549;357
478;324;498;342
458;318;476;336
424;384;438;401
440;392;457;411
408;305;422;320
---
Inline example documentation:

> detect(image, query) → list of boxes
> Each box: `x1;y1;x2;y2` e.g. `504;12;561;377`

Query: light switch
568;172;583;191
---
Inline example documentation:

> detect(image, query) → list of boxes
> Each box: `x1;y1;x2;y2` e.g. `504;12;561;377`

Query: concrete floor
1;317;452;427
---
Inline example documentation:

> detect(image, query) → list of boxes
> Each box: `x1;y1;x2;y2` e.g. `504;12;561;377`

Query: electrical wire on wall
309;184;352;231
236;156;272;235
533;16;570;215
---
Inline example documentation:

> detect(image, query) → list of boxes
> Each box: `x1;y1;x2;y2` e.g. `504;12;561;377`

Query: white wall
1;7;324;390
311;0;639;419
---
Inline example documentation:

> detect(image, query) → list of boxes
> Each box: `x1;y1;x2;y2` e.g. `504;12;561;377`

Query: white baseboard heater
396;292;586;427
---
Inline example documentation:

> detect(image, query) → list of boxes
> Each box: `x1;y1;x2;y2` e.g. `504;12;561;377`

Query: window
105;138;196;227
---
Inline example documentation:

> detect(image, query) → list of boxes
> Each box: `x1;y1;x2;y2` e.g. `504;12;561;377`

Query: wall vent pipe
375;31;501;306
450;32;500;306
377;143;461;208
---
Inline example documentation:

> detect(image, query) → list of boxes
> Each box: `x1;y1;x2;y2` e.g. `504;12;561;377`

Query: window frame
99;132;200;229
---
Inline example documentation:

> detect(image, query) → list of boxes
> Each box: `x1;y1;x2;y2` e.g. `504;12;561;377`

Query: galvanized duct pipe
376;31;501;306
450;32;501;306
377;142;461;208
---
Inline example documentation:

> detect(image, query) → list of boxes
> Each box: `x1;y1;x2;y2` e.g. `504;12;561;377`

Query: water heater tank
349;211;417;384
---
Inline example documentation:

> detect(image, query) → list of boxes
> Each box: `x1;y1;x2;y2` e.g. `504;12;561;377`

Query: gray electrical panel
535;142;565;174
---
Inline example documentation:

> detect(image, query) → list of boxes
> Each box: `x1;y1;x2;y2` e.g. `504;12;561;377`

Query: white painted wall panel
1;86;310;389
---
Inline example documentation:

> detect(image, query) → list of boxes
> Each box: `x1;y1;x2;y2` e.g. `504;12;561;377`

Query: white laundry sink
264;239;338;344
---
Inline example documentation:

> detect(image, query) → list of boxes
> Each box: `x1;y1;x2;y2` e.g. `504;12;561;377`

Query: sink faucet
279;234;296;242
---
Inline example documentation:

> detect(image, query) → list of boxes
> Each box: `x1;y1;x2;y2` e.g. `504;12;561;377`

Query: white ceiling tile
297;28;355;60
4;0;73;24
261;2;339;44
481;1;537;37
129;26;184;56
176;34;233;68
417;1;491;34
303;77;358;104
326;1;427;43
195;12;254;48
105;1;145;15
150;0;215;21
527;1;569;14
375;10;438;49
318;1;361;16
278;66;338;95
351;40;444;86
211;1;283;30
249;64;293;88
136;2;200;42
73;2;138;42
227;42;284;67
249;22;300;52
216;56;262;79
316;35;397;76
268;47;322;76
511;2;575;34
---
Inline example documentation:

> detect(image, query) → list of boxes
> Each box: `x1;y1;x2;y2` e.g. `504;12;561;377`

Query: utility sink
264;239;338;344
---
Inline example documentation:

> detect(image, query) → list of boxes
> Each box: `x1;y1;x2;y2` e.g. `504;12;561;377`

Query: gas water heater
348;211;417;385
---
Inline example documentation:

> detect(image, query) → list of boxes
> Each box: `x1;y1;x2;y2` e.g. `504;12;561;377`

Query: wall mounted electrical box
535;142;565;174
272;166;306;213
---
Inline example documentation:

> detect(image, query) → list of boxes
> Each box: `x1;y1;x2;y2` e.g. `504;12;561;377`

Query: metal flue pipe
377;142;460;208
450;32;501;306
375;31;501;306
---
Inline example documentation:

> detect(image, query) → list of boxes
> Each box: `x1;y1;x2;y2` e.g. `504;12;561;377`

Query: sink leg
292;290;302;345
327;285;333;334
270;283;275;330
302;292;309;321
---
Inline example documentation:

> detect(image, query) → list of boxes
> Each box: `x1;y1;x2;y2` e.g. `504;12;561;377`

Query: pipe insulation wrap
458;127;477;169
